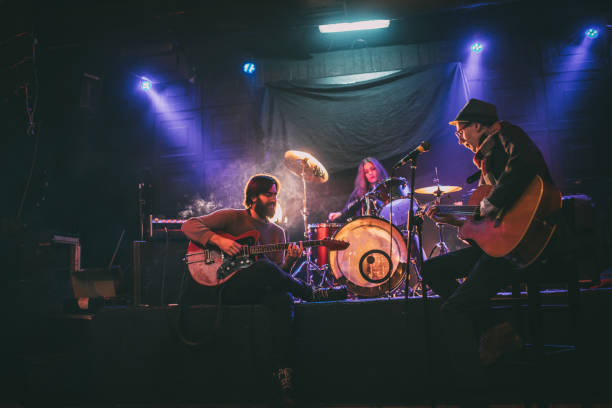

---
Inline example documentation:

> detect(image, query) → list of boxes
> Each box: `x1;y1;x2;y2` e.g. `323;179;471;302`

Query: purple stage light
471;42;483;53
139;77;152;91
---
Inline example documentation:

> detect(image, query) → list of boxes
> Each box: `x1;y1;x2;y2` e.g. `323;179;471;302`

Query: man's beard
253;199;275;219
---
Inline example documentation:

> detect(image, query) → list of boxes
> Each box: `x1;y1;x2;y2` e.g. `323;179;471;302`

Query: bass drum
329;216;407;298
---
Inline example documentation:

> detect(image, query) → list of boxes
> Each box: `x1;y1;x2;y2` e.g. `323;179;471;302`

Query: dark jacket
477;121;554;209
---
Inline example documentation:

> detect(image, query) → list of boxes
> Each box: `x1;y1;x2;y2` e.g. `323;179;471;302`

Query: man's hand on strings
285;242;304;264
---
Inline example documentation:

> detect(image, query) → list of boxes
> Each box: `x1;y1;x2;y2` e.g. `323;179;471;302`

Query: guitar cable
160;227;168;306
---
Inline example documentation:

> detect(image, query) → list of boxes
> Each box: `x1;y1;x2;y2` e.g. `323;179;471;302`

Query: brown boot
479;321;523;366
311;285;348;302
273;367;296;408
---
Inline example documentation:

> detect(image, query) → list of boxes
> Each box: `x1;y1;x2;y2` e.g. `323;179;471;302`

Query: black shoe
311;285;348;302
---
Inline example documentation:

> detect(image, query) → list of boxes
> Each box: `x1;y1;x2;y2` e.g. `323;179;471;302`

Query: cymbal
283;150;329;183
414;185;462;195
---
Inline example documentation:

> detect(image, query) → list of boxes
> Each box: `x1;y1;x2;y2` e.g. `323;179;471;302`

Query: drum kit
283;150;462;298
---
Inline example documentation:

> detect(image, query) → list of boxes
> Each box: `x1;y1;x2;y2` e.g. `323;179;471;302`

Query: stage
4;287;612;407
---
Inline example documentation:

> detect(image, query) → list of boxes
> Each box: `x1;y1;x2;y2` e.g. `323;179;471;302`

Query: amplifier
147;215;187;241
133;240;187;306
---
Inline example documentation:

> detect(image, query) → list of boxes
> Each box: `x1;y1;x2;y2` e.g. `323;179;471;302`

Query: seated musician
421;99;559;393
181;174;347;407
328;157;389;222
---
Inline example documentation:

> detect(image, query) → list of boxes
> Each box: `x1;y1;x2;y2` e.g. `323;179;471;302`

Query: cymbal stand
291;158;323;287
428;167;451;258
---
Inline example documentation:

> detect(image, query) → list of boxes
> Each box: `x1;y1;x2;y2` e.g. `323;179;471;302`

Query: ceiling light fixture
319;19;390;33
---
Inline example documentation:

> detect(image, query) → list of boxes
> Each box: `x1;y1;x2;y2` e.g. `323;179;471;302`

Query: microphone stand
402;156;434;406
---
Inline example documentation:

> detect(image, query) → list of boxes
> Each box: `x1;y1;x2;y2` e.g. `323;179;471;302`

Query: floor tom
308;223;343;268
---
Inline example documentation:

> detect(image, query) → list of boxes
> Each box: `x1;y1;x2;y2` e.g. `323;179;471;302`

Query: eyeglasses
455;122;472;138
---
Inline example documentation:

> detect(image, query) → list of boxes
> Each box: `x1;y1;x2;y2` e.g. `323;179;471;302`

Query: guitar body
459;175;561;268
185;231;350;287
186;230;260;287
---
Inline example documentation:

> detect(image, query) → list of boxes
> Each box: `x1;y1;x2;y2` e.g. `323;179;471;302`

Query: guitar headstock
321;238;350;250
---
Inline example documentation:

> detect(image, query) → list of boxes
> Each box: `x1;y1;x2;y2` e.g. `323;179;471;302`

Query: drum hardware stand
291;158;323;287
283;151;329;289
429;168;451;258
430;222;450;257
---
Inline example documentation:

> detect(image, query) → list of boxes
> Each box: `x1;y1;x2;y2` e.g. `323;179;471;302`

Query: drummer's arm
330;197;361;222
328;212;342;221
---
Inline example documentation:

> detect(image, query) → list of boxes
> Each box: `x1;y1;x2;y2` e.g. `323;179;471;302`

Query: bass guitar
431;175;561;268
185;230;349;286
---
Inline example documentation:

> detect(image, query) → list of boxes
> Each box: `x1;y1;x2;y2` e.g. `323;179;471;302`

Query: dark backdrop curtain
260;63;469;174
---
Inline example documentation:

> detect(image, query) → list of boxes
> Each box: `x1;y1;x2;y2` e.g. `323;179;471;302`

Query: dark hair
243;174;280;208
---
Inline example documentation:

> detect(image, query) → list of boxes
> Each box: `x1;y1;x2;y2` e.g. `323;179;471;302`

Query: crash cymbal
283;150;329;183
414;185;462;195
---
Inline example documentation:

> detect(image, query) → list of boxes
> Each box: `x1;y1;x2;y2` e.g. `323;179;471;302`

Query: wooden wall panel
153;82;201;113
155;162;204;214
201;73;253;108
154;109;203;165
486;78;548;133
541;40;606;75
545;72;602;131
202;104;255;160
548;129;596;190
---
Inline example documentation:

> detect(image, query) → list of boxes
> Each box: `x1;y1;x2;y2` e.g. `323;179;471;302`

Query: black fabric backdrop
260;63;469;174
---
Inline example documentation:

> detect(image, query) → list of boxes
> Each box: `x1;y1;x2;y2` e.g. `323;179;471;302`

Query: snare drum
308;223;343;267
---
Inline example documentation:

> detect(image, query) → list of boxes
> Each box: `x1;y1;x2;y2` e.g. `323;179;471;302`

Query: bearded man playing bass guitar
421;99;563;397
181;174;347;407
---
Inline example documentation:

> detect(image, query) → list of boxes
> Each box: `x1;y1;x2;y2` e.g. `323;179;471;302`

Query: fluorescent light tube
319;19;390;33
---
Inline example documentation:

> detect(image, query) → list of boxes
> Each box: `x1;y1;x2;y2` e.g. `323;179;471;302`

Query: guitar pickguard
216;255;255;280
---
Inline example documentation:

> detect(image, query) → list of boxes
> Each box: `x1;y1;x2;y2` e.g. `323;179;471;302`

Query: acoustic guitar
433;175;561;268
185;230;349;286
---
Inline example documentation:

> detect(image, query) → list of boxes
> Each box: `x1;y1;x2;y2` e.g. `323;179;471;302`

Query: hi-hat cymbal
283;150;329;183
414;185;462;195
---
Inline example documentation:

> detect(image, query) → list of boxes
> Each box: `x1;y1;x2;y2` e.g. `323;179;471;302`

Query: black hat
449;98;498;126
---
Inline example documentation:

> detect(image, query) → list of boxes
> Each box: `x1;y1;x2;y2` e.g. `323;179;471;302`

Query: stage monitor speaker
133;240;187;306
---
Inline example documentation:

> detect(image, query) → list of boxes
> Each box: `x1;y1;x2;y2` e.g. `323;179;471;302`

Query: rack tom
370;177;410;204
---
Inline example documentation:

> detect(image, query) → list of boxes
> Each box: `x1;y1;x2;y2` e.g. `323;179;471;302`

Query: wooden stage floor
1;288;611;407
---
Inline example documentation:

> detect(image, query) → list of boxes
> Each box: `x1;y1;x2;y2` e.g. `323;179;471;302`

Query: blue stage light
242;62;256;74
471;42;483;53
585;28;599;39
139;77;152;91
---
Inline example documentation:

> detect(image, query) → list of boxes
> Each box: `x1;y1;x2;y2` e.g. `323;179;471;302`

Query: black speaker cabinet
133;240;188;306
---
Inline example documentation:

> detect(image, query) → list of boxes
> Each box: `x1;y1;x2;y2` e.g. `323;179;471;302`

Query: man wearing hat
421;99;556;392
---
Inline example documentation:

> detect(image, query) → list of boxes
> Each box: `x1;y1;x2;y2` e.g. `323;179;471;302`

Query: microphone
466;170;482;184
393;141;431;169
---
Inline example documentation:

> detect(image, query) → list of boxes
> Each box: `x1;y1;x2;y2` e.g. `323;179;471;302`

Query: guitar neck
437;205;479;216
248;240;323;255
